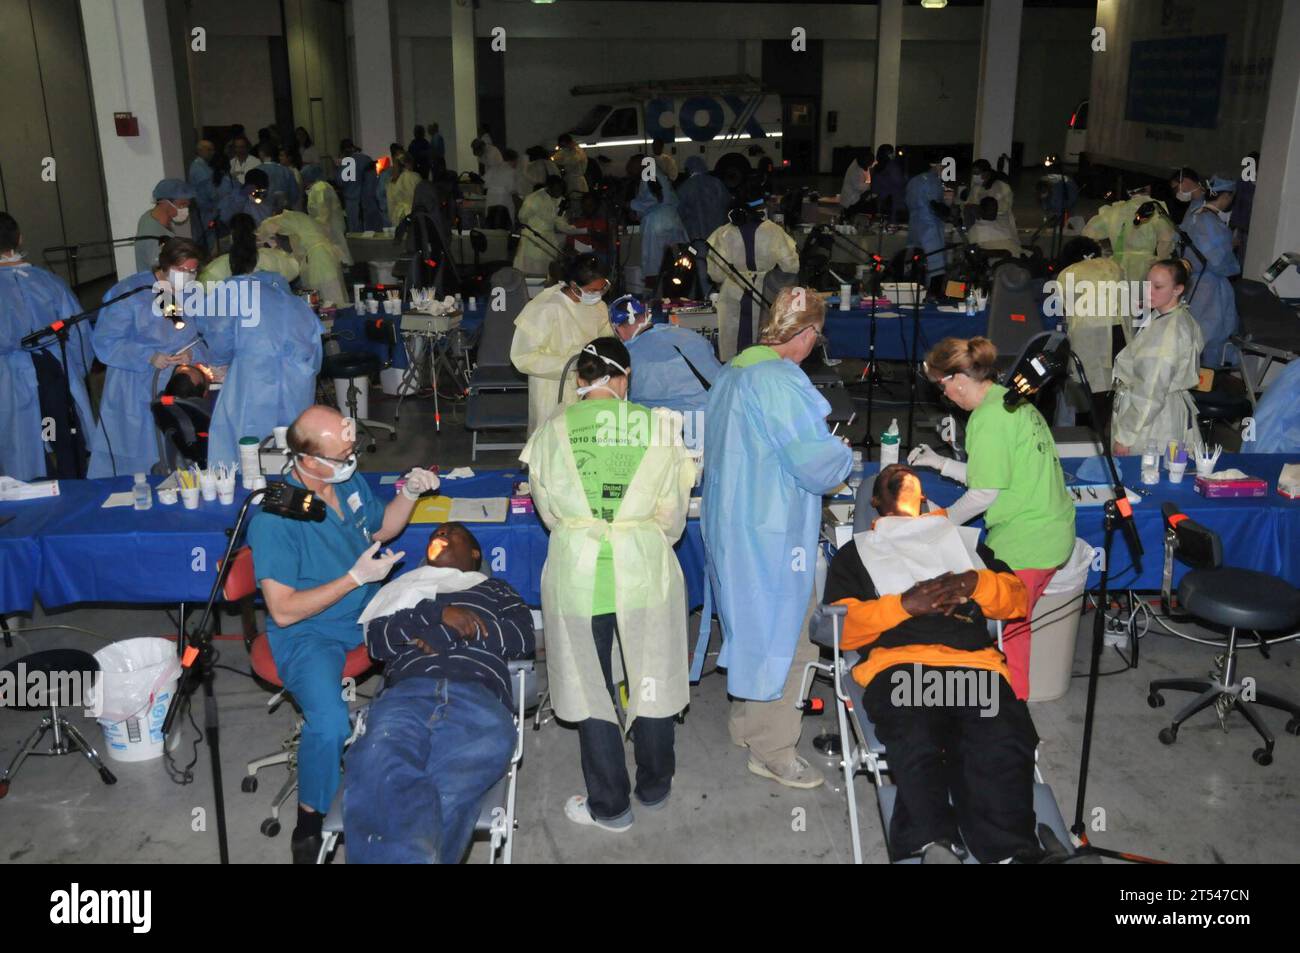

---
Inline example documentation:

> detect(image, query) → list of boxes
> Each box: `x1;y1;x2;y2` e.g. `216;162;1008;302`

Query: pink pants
1003;568;1057;701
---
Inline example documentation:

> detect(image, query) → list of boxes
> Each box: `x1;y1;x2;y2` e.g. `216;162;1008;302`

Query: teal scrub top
247;472;386;653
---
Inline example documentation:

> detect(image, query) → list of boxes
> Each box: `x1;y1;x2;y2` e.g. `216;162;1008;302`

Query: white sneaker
564;795;633;833
747;754;825;789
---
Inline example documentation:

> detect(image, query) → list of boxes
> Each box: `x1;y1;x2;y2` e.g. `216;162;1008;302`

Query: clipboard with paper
409;495;509;523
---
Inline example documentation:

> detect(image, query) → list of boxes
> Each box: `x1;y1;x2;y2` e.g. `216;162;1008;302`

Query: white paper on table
379;475;400;485
448;498;508;522
442;467;476;480
102;491;136;508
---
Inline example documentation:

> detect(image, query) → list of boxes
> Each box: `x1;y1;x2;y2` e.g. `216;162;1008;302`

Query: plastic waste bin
1028;538;1093;702
93;638;182;763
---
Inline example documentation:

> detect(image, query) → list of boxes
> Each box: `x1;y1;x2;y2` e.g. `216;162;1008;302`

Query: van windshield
570;105;612;137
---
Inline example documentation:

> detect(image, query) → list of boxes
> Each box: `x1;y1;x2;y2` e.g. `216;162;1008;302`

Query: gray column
972;0;1023;165
450;0;478;172
349;0;398;160
873;0;902;148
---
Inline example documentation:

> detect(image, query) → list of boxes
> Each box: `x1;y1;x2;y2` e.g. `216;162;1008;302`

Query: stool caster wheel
1158;726;1177;746
1286;718;1300;736
367;443;377;454
1147;692;1165;708
0;780;9;799
241;776;258;793
99;767;117;785
1253;747;1273;766
260;818;281;837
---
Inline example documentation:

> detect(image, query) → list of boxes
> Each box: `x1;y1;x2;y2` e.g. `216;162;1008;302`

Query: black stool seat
322;351;381;379
1;650;98;712
1191;389;1252;421
1178;569;1300;632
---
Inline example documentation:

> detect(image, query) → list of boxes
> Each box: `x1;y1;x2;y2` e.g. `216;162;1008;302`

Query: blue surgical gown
701;349;852;700
631;173;689;279
905;170;947;278
1184;206;1240;366
338;153;382;232
0;263;104;480
218;188;273;228
187;157;219;247
676;171;731;242
260;161;301;211
88;272;209;478
1250;359;1300;453
196;272;323;467
628;324;721;447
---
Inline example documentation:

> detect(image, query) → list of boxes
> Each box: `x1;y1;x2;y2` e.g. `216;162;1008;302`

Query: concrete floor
2;391;1297;864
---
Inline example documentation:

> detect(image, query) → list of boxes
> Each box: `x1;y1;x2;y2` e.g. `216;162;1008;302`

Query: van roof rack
569;75;764;98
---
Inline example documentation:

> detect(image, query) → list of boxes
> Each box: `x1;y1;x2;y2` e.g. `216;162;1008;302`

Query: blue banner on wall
1125;34;1227;128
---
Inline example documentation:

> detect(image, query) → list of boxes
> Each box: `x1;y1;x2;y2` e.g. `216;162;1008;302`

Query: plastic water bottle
132;473;152;511
965;284;977;317
848;450;865;490
880;419;900;466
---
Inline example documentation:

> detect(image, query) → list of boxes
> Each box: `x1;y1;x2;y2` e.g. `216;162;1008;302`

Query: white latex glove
401;467;440;500
908;444;944;471
348;542;405;585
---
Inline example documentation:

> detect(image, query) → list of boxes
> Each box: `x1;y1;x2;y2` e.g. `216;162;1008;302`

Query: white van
566;76;783;187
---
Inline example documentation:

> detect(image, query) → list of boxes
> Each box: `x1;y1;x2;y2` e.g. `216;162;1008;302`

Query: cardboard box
1194;474;1268;498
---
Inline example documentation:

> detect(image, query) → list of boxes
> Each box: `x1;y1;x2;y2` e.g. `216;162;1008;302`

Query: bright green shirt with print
564;397;651;615
965;383;1076;570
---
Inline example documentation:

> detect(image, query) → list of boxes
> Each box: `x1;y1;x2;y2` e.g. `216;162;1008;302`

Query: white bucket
1028;539;1093;702
380;365;418;396
93;637;182;763
333;375;370;419
368;260;398;285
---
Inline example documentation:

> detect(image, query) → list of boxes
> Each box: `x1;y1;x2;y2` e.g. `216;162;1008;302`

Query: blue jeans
577;614;676;823
272;634;354;814
343;678;515;864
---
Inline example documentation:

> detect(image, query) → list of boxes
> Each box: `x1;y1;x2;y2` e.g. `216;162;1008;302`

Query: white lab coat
509;283;615;435
706;220;799;362
967;178;1021;254
839;160;871;209
483;163;523;223
513;190;583;275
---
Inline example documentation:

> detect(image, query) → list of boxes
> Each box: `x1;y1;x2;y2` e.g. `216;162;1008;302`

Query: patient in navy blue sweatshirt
343;522;534;863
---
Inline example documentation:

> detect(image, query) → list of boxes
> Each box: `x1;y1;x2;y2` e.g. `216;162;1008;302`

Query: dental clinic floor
2;374;1296;864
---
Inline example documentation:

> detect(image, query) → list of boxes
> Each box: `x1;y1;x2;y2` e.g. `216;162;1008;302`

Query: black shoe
291;832;322;865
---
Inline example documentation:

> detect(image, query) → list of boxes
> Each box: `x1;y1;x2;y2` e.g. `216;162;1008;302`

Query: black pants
864;665;1041;863
576;613;675;822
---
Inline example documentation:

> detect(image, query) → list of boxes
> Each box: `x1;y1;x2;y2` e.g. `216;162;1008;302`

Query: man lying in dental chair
343;523;535;863
822;463;1047;864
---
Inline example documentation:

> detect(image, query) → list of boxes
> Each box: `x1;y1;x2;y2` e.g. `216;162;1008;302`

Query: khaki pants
728;589;820;768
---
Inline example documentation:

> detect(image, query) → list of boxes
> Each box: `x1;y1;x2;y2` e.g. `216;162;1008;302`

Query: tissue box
1194;474;1268;498
509;495;534;515
0;477;59;500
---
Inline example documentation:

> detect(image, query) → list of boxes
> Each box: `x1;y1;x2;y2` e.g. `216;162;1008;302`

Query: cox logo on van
646;96;769;142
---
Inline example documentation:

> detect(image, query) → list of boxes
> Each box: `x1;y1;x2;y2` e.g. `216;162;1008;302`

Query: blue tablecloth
328;304;487;370
0;470;705;614
4;455;1296;614
886;453;1300;591
823;303;1054;361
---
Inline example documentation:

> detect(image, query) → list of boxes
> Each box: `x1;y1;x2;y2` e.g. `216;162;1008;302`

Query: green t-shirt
564;397;651;614
965;383;1076;570
731;345;779;369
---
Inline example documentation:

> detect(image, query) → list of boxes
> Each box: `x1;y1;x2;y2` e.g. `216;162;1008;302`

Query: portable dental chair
801;472;1076;864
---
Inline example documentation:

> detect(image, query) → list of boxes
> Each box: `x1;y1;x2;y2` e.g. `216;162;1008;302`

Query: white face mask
0;250;24;264
301;452;357;484
572;283;606;306
1176;190;1193;202
169;202;190;225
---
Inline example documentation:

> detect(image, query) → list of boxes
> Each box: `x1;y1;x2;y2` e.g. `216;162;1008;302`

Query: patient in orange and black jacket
822;463;1045;864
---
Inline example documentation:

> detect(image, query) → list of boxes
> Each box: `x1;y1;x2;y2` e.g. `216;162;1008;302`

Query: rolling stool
321;351;395;453
1148;505;1300;765
0;649;116;797
241;635;374;837
1190;389;1252;446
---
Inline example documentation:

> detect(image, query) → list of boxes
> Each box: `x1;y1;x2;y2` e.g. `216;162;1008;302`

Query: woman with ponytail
908;335;1076;700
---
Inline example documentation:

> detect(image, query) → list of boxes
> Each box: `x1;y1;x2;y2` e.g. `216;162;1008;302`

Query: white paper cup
157;487;179;506
366;299;379;314
1195;461;1215;478
217;480;236;505
1168;461;1188;484
181;487;200;509
200;477;217;502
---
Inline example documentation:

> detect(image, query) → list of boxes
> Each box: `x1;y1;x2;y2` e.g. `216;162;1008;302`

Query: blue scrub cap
684;155;708;176
152;178;196;202
608;294;648;326
1206;175;1236;194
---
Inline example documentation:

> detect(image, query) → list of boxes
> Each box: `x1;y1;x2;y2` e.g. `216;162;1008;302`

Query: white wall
189;35;277;132
821;40;877;169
